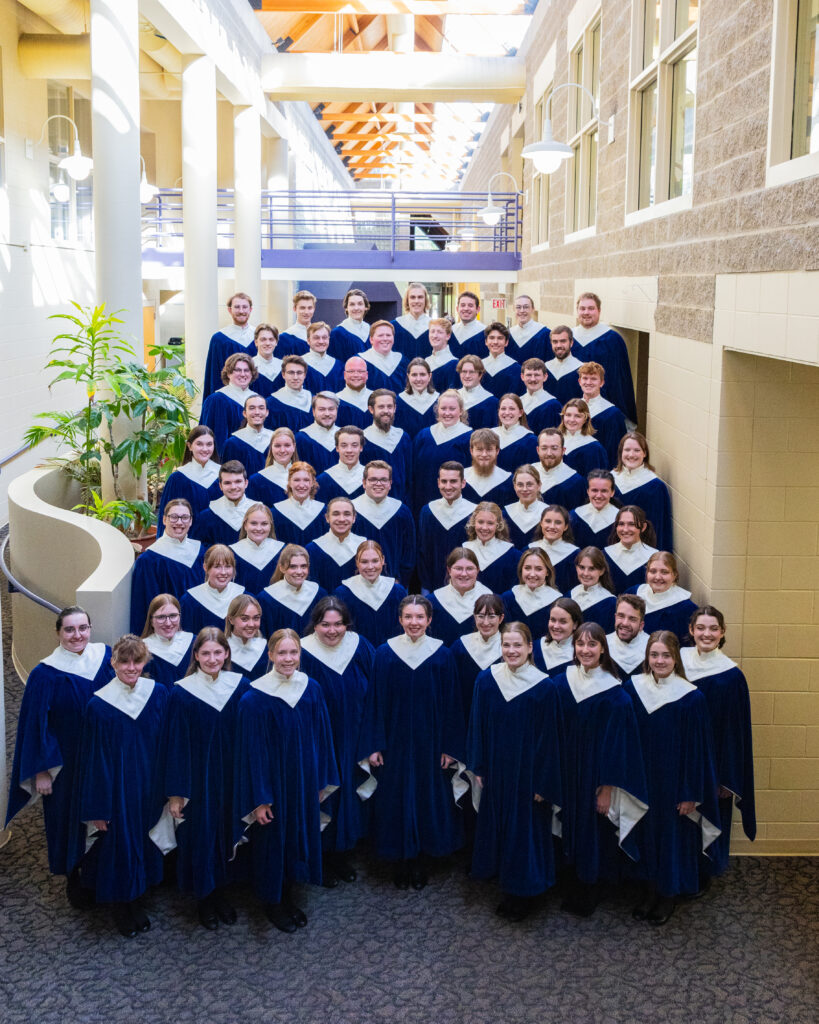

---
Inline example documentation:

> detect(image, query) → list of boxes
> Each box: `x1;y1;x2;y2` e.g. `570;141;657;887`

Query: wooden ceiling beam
258;1;529;13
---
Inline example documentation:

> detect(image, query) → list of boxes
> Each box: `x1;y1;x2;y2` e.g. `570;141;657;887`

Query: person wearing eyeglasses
140;594;194;690
130;499;204;634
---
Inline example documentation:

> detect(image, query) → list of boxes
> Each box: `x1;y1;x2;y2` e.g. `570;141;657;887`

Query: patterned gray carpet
2;578;817;1024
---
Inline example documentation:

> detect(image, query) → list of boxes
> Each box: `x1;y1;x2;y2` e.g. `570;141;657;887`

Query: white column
90;0;142;342
264;136;291;327
182;55;218;400
233;106;262;310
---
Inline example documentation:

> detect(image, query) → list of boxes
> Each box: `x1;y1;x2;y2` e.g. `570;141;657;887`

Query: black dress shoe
561;882;598;918
213;890;237;925
393;865;410;889
112;903;137;939
332;853;357;883
410;864;428;890
130;900;151;932
495;897;513;918
264;902;297;933
322;856;339;889
647;896;676;926
197;897;219;931
286;903;308;928
632;885;655;921
66;868;95;910
504;894;532;923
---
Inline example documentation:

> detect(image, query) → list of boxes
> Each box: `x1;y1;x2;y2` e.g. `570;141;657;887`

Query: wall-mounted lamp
50;179;71;203
37;114;93;180
140;156;159;204
522;82;615;175
478;171;522;226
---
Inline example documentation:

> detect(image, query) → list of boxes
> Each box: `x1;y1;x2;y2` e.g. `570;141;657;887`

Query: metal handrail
0;536;61;614
0;441;33;470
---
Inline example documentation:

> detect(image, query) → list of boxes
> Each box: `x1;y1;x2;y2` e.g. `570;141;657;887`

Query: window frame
531;87;552;251
565;12;602;240
47;81;94;246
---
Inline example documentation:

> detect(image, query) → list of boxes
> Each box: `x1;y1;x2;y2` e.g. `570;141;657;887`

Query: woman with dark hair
612;432;673;552
604;506;658;594
624;631;720;925
480;323;524;399
225;595;268;680
246;427;299;508
533;598;583;677
156;425;220;534
200;352;261;456
6;606;111;906
334;540;408;649
551;623;647;917
258;545;327;637
179;545;245;634
141;595;194;690
529;504;580;595
450;593;505;718
427;547;491;648
504;465;546;550
70;635;168;937
358;595;465;891
229;503;284;595
300;596;375;888
559;399;608;479
568;547;618;634
395;358;439;438
681;607;756;879
627;551;698;642
234;629;338;932
467;621;563;922
155;627;250;930
463;501;520;595
501;548;561;640
492;395;538;473
568;470;620;551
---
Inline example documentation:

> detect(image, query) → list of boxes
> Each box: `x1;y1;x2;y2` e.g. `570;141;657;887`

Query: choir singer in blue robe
612;432;673;553
156;426;220;535
140;595;194;690
391;282;431;359
334;540;407;649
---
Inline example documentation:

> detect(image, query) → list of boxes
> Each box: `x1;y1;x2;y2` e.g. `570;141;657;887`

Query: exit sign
492;298;506;309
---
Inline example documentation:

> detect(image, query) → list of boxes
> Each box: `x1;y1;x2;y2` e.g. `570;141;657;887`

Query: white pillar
182;55;218;400
90;0;142;342
264;136;291;328
234;106;262;310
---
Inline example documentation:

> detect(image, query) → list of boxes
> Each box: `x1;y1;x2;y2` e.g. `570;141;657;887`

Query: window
47;82;93;244
767;0;819;184
790;0;818;159
628;1;698;215
531;89;551;247
566;16;601;234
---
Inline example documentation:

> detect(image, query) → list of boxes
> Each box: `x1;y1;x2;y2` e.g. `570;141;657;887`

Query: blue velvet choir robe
606;630;649;681
191;495;255;549
300;632;374;852
157;460;221;537
230;537;285;594
246;462;290;508
329;318;369;362
395;390;439;439
234;671;338;902
509;320;552;363
568;583;617;634
352;494;416;586
562;433;609;478
334;385;372;429
503;499;545;551
568;502;619;552
334;575;408;649
306;530;367;594
360;348;409;394
624;674;720;896
528;538;581;595
221;426;273;477
71;677;168;902
153;671;250;897
553;666;648;883
277;322;309;357
315;462;365;502
628;584;698;642
227;636;269;681
258;579;327;637
604;542;658;595
271;496;326;546
450;630;502;719
130;534;204;634
680;647;756;875
533;461;587;510
426;347;459;392
463;538;521;595
585;396;627;467
572;323;637;424
459;386;498;430
492;425;538;474
180;581;245;633
361;426;413;505
501;584;561;640
462;465;515;508
203;323;256;399
251;353;282;398
467;663;563;897
303;351;344;395
544;354;583;407
296;422;339;475
143;631;195;690
521;389;562;436
533;637;574;678
265;387;313;433
6;643;111;875
427;581;492;648
357;634;465;860
450;320;486;360
391;313;430;359
416;497;476;593
480;354;524;400
412;422;472;513
200;385;259;457
612;466;673;553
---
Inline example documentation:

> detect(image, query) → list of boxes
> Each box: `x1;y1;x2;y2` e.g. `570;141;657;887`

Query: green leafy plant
73;493;155;535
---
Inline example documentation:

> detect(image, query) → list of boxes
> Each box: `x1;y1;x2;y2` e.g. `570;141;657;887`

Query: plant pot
131;526;158;556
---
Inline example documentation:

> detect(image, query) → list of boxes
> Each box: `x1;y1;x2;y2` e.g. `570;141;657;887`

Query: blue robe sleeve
200;393;244;458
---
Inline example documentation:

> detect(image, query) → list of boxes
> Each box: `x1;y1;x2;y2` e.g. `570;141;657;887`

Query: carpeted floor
2;576;817;1024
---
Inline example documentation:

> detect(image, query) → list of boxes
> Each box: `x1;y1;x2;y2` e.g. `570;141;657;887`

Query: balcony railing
141;189;522;271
